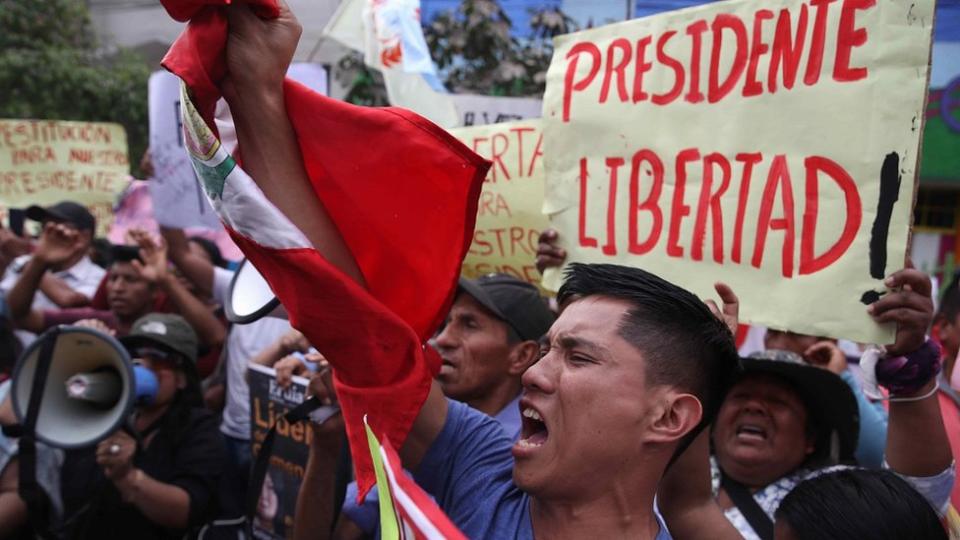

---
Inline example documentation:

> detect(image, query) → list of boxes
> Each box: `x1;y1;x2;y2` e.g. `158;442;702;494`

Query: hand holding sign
542;0;935;344
868;266;934;357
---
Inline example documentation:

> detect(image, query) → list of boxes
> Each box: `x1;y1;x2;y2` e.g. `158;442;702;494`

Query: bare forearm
224;90;365;286
39;274;89;307
159;276;226;347
402;382;448;471
0;459;27;536
251;340;289;368
293;431;345;540
7;257;47;319
887;380;953;476
658;430;739;540
161;227;214;296
116;470;191;529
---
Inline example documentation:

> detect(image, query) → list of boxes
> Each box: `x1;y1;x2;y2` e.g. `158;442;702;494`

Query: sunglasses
130;346;181;366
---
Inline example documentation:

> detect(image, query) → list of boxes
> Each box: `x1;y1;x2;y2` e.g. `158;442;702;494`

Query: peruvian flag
365;418;467;540
160;0;489;498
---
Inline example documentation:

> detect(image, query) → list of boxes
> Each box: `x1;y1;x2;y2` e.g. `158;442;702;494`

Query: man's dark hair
776;469;946;540
557;263;740;454
189;236;228;269
937;271;960;322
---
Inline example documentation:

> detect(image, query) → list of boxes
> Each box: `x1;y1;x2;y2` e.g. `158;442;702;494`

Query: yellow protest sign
452;120;549;289
0;119;131;236
541;0;934;343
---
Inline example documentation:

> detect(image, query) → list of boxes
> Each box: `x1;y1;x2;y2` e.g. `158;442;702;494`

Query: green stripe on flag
365;418;400;540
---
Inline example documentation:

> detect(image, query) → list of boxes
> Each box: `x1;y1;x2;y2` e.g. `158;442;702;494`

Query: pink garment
108;180;242;261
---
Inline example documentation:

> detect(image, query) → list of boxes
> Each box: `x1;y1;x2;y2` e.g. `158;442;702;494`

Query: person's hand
705;282;739;336
96;430;137;481
222;0;301;103
305;361;344;445
128;229;169;285
535;229;566;274
868;266;933;357
279;329;309;355
73;318;116;337
0;227;32;260
804;341;847;375
33;222;81;268
274;355;308;389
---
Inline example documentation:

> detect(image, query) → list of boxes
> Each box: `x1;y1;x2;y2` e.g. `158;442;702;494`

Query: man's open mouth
518;406;548;448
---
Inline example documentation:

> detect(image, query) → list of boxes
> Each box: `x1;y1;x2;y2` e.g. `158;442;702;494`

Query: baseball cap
457;274;555;342
742;350;859;464
25;201;96;232
120;313;199;365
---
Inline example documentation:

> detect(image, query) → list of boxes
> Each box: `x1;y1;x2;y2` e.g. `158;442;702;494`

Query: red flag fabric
160;0;489;498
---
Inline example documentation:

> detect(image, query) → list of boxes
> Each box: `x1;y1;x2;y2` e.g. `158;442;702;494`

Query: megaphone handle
18;328;60;539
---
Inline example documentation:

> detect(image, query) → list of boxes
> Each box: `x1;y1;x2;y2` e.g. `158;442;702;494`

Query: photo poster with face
148;64;329;230
540;0;935;344
248;363;312;540
0;119;130;236
451;119;551;292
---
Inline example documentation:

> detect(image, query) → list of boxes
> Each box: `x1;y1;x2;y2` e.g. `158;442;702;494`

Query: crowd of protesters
0;2;959;539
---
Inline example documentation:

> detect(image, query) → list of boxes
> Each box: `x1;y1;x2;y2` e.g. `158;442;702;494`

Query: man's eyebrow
553;334;612;358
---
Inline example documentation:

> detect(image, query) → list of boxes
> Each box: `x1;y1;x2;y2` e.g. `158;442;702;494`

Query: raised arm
7;223;80;332
658;430;740;540
160;226;215;297
293;370;346;540
129;230;226;348
221;2;363;287
221;0;448;470
38;273;91;308
869;268;952;478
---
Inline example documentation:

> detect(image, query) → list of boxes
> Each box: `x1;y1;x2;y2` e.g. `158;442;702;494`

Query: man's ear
646;392;703;445
507;341;540;376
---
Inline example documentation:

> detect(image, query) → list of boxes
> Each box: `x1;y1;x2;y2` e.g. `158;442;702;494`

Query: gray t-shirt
212;267;291;440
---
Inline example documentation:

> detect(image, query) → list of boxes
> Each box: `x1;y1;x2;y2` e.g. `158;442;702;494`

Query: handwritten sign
0;119;130;236
450;95;543;126
249;364;312;540
149;65;328;230
148;70;222;230
541;0;934;343
452;120;549;287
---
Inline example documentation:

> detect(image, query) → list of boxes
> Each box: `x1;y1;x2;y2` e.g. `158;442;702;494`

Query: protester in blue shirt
293;263;741;539
333;273;554;537
221;8;741;537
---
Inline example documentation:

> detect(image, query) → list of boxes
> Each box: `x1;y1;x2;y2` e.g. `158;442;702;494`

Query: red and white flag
365;418;467;540
159;0;489;498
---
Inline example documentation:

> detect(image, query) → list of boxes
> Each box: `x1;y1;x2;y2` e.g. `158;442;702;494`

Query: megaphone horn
225;258;287;324
11;326;153;449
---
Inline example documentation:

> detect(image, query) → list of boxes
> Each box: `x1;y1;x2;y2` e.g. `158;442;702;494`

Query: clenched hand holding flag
159;0;489;500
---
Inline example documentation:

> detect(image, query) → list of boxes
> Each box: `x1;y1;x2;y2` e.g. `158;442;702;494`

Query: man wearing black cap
1;202;104;343
433;274;555;437
335;274;555;537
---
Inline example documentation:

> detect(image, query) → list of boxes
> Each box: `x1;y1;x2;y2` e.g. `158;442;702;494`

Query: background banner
0;119;130;236
452;119;549;289
148;64;328;230
541;0;935;343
